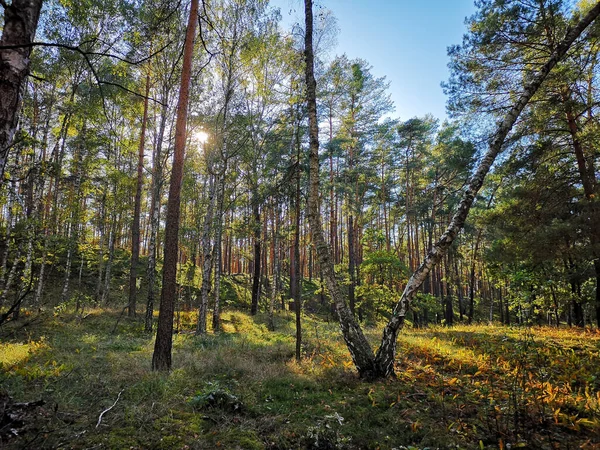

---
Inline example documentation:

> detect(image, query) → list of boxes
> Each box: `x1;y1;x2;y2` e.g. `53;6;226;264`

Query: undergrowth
0;308;599;449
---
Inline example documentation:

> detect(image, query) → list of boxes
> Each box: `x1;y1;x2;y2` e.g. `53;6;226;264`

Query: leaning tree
304;0;600;379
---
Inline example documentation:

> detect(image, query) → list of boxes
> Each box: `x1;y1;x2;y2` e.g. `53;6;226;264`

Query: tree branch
96;390;124;428
373;0;600;377
0;41;171;66
0;41;169;106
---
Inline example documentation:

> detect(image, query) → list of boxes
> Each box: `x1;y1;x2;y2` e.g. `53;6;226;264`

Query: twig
96;390;124;428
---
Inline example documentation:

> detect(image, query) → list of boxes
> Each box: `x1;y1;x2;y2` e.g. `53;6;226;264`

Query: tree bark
373;4;600;377
145;91;168;332
304;0;377;378
61;138;84;304
0;179;16;291
348;213;356;315
197;173;216;334
102;210;117;304
0;0;43;181
128;73;150;317
268;201;279;331
250;199;261;315
293;158;302;360
212;170;226;332
152;0;198;371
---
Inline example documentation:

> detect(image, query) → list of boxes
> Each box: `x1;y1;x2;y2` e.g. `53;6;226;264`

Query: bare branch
99;80;166;106
96;390;124;428
0;40;171;66
1;40;170;106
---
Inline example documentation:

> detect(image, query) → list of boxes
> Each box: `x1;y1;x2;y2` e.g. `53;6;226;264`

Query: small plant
189;381;244;413
305;412;351;449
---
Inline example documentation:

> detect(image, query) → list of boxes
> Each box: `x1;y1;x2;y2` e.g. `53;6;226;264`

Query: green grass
1;308;599;449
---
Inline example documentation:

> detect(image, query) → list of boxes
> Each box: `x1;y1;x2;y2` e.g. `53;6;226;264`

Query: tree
373;3;600;377
305;0;600;379
152;0;199;371
128;73;150;317
305;0;378;377
0;0;44;181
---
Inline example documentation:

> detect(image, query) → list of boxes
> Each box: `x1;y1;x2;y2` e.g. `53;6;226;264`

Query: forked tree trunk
152;0;199;371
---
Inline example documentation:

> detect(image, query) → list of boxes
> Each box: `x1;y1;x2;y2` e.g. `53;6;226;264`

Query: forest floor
1;308;599;449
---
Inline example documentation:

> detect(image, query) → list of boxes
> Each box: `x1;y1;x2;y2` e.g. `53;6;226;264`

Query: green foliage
361;249;406;285
190;381;244;413
412;292;442;317
2;311;599;449
356;247;407;321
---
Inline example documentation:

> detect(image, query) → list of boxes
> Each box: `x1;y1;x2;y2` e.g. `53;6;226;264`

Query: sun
193;130;209;144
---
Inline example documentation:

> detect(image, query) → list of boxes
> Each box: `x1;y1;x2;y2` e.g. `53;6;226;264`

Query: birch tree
305;0;600;379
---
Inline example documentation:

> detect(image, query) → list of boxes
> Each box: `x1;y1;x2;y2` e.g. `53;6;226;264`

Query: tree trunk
250;199;261;315
0;179;16;291
102;210;117;304
197;174;216;334
95;192;107;302
128;73;150;317
212;170;226;332
444;255;454;325
61;143;83;304
348;213;356;315
0;249;21;306
0;0;43;181
268;202;279;331
145;91;168;332
304;0;377;378
293;169;302;360
372;6;600;377
152;0;198;371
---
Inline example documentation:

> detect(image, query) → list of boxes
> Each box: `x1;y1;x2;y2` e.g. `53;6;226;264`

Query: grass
1;308;599;449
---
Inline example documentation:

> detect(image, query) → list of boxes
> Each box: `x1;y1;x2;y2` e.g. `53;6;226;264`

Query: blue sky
271;0;477;121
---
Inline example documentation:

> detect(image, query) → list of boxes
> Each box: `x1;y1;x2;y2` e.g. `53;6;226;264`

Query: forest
1;0;600;448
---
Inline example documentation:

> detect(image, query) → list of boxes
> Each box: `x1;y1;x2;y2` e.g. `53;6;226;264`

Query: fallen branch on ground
95;390;124;429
